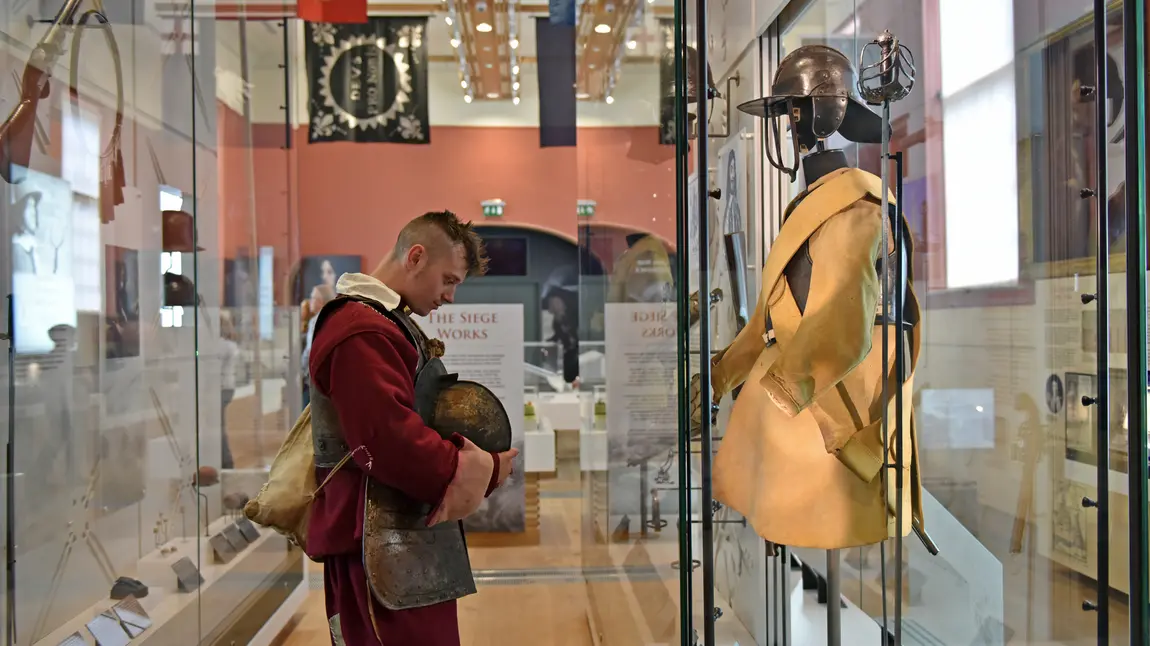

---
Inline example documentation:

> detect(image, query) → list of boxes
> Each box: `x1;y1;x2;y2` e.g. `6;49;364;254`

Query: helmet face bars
738;45;887;182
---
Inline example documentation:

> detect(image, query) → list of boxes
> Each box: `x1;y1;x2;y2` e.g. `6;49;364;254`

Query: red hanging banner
297;0;369;24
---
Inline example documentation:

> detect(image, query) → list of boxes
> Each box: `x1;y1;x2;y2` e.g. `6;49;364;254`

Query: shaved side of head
391;210;489;277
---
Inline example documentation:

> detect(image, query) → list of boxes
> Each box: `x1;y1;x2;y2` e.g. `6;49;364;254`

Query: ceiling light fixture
464;95;473;103
606;95;615;104
595;24;611;34
477;22;493;32
512;65;520;75
627;40;637;50
445;16;453;25
487;92;500;99
450;38;461;48
461;80;468;89
509;38;519;49
513;96;521;105
513;81;520;91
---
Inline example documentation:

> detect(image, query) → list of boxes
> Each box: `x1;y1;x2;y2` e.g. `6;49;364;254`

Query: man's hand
427;437;493;526
494;447;519;488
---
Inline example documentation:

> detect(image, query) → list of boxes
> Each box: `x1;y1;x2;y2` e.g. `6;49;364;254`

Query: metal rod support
695;0;716;640
878;103;893;646
190;2;204;637
1124;0;1149;641
1091;1;1111;637
826;550;841;646
5;294;15;646
237;15;265;464
672;1;694;642
893;151;906;641
640;460;649;537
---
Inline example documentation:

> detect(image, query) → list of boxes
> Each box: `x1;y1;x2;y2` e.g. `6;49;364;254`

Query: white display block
137;537;213;594
524;416;556;473
415;304;526;532
536;392;582;431
580;430;609;472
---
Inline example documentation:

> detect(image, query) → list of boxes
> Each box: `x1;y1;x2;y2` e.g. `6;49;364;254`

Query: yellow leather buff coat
710;167;924;550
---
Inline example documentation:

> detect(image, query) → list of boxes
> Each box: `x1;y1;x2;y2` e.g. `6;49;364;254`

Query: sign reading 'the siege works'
305;18;431;144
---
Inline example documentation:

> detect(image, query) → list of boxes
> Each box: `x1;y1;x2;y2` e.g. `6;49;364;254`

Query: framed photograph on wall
1051;478;1089;565
1109;368;1129;473
104;245;141;360
1019;9;1126;279
1064;372;1096;465
298;255;362;303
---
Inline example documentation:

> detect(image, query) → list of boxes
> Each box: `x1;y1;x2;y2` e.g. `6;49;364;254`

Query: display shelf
33;515;303;646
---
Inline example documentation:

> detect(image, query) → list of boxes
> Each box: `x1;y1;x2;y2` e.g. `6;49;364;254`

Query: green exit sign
481;199;505;217
577;199;597;217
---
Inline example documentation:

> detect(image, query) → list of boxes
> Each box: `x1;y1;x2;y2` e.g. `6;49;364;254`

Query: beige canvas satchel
243;404;352;554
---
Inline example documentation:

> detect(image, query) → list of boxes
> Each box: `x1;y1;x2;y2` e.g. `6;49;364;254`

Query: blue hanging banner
536;18;576;147
548;0;576;26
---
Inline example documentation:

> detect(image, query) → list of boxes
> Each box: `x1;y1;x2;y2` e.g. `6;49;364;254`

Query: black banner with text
305;18;430;144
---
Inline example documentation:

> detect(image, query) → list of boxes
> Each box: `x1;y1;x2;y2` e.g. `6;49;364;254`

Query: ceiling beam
446;0;521;102
575;0;644;102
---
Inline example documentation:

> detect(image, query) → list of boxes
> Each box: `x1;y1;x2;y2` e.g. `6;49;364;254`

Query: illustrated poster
717;136;746;236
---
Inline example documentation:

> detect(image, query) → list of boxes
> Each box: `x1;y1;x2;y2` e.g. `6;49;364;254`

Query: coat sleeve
759;202;884;416
320;329;468;507
711;266;770;400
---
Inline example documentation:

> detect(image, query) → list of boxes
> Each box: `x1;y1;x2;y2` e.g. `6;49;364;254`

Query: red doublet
307;301;499;646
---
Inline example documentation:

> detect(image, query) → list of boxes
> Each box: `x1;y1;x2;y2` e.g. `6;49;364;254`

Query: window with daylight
938;0;1020;288
160;186;186;328
160;251;185;329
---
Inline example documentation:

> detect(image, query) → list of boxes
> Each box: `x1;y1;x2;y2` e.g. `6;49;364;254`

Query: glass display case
1;0;1147;645
0;6;305;645
654;0;1149;643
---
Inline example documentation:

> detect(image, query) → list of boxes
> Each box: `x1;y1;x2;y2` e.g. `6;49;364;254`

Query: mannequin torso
708;164;923;549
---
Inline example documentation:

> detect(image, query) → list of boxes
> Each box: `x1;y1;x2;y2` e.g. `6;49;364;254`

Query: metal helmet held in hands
738;45;886;181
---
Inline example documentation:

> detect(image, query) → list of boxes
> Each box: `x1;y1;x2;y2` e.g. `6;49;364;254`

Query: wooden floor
238;418;1117;646
281;460;599;646
282;579;596;646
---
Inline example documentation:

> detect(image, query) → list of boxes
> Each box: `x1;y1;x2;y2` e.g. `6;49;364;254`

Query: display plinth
580;429;609;471
536;392;583;430
33;516;302;646
524;415;556;473
136;538;211;595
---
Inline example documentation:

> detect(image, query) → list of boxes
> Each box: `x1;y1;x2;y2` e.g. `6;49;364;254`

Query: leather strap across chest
310;295;428;468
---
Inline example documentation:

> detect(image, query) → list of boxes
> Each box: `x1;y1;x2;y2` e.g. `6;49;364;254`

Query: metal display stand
856;29;919;645
672;5;696;645
674;3;1147;645
1078;0;1112;637
4;296;14;646
691;2;716;644
1125;0;1149;643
